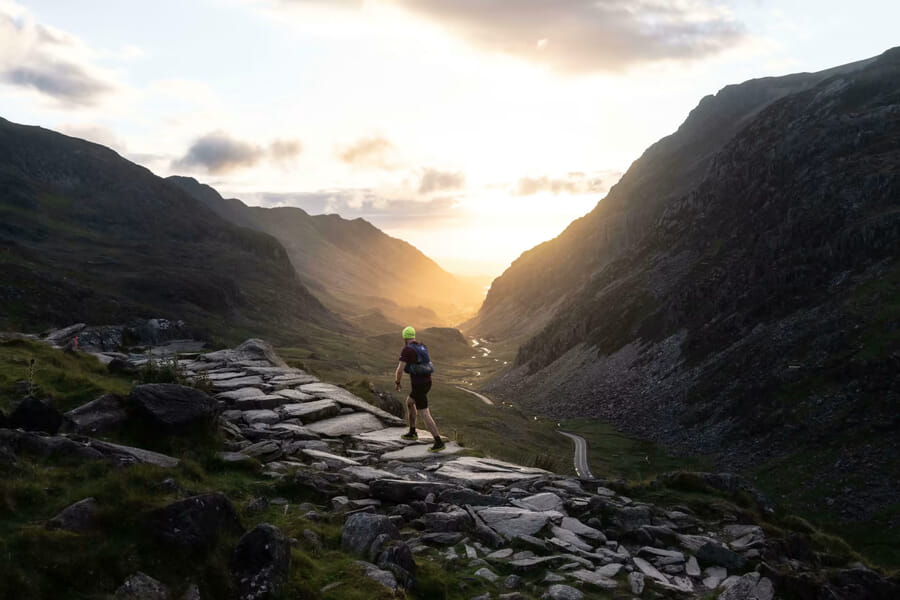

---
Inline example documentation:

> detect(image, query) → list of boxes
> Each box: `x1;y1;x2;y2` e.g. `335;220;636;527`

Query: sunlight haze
2;0;898;276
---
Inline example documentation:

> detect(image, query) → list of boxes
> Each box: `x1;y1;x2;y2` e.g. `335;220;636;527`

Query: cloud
174;132;304;174
174;132;264;174
337;135;397;170
269;138;303;161
246;189;464;229
418;168;465;194
391;0;746;74
0;8;118;106
514;172;609;196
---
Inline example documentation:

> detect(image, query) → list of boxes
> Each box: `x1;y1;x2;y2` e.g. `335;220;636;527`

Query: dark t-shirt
400;344;432;385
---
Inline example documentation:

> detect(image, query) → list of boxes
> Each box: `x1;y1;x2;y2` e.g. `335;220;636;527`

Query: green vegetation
0;338;132;413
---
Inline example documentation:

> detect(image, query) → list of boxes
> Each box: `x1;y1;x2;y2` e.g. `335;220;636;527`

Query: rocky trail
2;337;898;599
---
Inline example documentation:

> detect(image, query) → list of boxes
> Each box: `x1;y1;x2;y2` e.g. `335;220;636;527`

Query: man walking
395;326;445;452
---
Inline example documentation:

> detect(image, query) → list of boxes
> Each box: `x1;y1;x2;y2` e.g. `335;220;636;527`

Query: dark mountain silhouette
475;48;900;552
167;176;484;328
0;117;339;342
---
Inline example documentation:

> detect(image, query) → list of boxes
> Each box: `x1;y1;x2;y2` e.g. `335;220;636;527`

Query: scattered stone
512;492;565;513
718;572;774;600
542;584;584;600
46;497;98;533
273;389;315;402
113;572;169;600
628;571;645;595
504;574;523;589
243;410;281;425
279;400;341;422
88;439;180;468
145;493;243;554
696;542;747;571
341;513;401;557
596;563;623;577
476;507;558;539
632;556;669;585
356;561;398;592
487;548;514;560
217;388;266;403
231;523;291;600
703;566;728;589
475;567;500;582
686;555;701;577
61;394;127;434
559;516;605;542
569;569;617;589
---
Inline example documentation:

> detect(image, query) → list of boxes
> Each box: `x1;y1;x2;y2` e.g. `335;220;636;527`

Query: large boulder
231;523;291;600
113;572;170;600
145;493;243;554
129;384;216;430
61;394;127;434
8;397;63;433
341;513;401;557
46;497;98;533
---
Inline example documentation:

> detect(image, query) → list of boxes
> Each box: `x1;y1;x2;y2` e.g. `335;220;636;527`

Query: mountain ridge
167;176;484;328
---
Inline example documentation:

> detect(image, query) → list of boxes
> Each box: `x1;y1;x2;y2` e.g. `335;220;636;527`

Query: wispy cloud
513;172;611;196
418;168;465;194
337;135;398;170
174;132;303;174
392;0;747;74
0;6;119;106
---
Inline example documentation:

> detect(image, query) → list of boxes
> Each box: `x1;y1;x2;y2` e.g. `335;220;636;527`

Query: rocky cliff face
481;49;900;547
168;176;485;327
0;118;338;341
466;56;874;341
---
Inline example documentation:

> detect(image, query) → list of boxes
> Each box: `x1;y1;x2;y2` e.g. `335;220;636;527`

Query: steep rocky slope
0;118;339;342
482;49;900;555
168;177;484;327
466;56;873;341
4;338;898;599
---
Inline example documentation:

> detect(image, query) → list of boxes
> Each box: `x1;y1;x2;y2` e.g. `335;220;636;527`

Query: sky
1;0;898;277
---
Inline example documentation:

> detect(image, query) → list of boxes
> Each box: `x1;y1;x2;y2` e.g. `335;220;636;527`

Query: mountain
0;118;339;343
465;55;874;341
476;48;900;555
167;177;485;328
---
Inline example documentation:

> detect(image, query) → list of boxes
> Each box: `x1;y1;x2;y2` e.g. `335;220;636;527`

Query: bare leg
406;397;418;430
419;407;440;441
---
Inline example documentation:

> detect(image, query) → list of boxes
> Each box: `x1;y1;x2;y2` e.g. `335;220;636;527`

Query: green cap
402;326;416;339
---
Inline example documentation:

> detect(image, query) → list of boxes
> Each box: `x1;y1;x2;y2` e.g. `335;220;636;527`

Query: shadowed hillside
0;118;339;344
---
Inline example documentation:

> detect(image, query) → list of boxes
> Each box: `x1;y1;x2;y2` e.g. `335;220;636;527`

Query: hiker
395;326;444;452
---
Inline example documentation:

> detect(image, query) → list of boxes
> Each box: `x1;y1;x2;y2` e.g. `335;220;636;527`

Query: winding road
558;431;594;479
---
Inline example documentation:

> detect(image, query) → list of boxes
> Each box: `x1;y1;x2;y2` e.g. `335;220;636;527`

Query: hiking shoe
428;440;446;453
401;431;418;441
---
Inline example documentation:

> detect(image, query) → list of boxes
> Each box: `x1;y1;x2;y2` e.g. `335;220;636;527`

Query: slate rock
9;397;63;433
504;574;523;589
377;541;417;589
231;523;291;600
415;509;473;533
420;532;465;546
62;393;128;434
611;505;652;532
356;560;398;592
542;584;584;600
130;384;216;430
46;497;98;533
370;479;455;503
341;513;401;557
697;541;748;571
114;571;170;600
146;492;243;554
512;492;565;513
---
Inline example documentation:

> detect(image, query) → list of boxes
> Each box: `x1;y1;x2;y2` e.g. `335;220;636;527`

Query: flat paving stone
205;371;246;381
306;413;385;436
216;388;265;402
432;456;551;485
273;389;316;402
234;395;290;410
299;384;405;425
279;400;341;423
301;448;361;466
381;441;463;460
341;465;398;482
242;409;280;425
213;375;264;390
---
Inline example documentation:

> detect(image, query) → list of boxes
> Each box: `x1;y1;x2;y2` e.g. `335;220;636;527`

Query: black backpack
405;342;435;376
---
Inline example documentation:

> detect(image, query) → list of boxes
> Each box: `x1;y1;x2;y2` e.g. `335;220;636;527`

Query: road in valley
558;431;594;479
455;385;494;405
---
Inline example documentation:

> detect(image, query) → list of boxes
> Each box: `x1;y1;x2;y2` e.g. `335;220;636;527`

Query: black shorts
409;381;432;410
